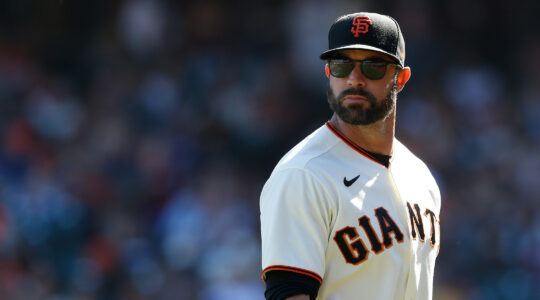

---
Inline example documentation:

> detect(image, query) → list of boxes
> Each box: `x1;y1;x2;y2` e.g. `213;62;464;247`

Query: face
327;50;401;126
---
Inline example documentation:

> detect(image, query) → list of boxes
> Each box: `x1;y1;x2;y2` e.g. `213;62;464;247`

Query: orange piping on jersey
261;265;323;285
325;122;388;168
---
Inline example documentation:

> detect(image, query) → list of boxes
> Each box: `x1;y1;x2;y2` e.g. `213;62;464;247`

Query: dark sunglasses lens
361;61;387;80
329;61;354;78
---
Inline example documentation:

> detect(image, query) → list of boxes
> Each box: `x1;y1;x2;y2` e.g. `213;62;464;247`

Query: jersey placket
387;165;420;300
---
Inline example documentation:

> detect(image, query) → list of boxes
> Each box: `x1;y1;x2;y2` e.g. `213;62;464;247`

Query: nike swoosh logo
343;175;360;187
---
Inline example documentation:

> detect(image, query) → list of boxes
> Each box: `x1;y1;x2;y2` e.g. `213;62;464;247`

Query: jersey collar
325;121;390;168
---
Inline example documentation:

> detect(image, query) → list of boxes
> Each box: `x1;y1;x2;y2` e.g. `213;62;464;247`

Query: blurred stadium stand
0;0;538;299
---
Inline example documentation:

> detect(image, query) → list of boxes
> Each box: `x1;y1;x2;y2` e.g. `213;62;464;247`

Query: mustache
337;88;376;103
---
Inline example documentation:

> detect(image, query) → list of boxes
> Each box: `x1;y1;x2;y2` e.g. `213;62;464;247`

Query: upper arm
260;168;334;283
427;169;441;215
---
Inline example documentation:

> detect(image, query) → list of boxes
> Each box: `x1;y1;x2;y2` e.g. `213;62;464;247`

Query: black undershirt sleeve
264;270;321;300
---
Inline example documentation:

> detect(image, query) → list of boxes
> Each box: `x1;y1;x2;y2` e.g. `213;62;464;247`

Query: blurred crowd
0;0;538;299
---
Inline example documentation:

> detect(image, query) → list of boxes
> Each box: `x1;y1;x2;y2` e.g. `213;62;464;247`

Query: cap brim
320;45;403;66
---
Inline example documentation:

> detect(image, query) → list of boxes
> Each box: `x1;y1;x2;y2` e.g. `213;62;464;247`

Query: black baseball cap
320;12;406;67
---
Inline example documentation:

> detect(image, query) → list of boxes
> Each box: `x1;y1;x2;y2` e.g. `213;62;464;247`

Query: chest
330;168;440;265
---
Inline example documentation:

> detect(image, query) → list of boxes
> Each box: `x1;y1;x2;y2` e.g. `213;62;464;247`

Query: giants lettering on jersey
406;202;439;248
334;203;439;264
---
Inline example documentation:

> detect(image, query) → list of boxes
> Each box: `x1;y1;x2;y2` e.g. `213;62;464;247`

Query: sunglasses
327;58;400;80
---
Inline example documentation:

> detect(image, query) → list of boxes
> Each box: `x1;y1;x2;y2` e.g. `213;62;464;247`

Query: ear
396;67;411;92
325;64;330;78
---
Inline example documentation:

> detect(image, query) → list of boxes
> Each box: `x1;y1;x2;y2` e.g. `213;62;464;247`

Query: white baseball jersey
260;122;441;300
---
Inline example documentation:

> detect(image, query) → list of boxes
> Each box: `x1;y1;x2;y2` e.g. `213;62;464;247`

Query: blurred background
0;0;538;299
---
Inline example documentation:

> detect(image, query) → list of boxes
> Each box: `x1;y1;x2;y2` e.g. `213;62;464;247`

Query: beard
327;80;398;125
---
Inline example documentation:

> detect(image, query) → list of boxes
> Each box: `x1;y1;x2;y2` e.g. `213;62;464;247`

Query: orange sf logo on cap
351;16;372;37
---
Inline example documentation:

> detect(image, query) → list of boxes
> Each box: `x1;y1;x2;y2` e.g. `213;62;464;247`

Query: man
260;12;441;300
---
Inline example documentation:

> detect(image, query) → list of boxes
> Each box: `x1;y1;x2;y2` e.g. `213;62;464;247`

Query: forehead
334;49;393;61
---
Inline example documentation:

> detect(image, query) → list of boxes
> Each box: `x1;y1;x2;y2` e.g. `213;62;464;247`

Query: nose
346;63;367;88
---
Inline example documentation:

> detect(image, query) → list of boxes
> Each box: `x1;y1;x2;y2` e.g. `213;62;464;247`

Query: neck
330;111;395;155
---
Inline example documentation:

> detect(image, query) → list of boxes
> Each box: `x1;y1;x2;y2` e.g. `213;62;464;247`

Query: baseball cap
320;12;406;67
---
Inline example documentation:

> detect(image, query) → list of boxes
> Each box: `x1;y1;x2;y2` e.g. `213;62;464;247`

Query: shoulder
393;139;441;212
261;125;341;206
393;139;432;174
272;124;339;173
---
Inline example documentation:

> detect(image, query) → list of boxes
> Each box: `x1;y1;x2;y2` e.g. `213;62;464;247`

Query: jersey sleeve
260;167;334;285
423;165;441;215
431;176;441;215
